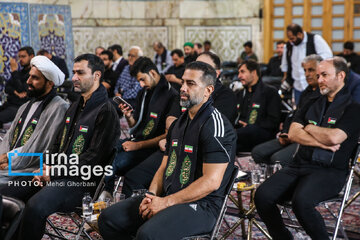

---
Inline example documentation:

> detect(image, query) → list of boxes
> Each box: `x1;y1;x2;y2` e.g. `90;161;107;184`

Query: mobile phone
279;133;288;138
113;96;133;110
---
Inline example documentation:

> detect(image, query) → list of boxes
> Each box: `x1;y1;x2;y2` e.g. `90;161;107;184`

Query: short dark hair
344;41;354;51
198;52;221;70
19;46;35;56
243;41;253;48
286;23;303;36
130;57;159;77
276;40;285;45
185;61;216;86
329;57;349;76
108;44;123;56
74;54;105;80
37;49;49;55
239;59;260;77
203;40;211;46
195;43;203;48
171;49;184;58
100;50;113;60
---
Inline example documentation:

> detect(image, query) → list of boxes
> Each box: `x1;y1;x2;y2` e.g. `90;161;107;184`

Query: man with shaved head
255;57;360;239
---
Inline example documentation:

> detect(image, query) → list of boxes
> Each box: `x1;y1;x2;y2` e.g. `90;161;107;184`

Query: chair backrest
1;196;25;240
92;147;117;202
349;143;360;168
209;165;239;239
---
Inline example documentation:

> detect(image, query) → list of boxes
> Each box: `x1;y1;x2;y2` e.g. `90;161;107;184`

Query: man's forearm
289;123;324;148
164;174;221;206
148;156;167;196
126;115;136;128
137;133;166;149
305;124;347;145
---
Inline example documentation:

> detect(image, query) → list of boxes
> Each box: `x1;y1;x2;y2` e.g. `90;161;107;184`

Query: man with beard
255;57;360;240
98;61;236;240
0;47;34;130
235;60;281;152
119;51;237;198
0;54;119;240
0;56;68;184
165;49;186;92
100;50;117;97
184;42;198;64
101;57;177;199
252;54;322;166
281;23;332;104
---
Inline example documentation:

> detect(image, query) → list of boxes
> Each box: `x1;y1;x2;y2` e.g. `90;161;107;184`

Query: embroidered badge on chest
181;107;187;113
180;155;191;186
31;118;38;125
184;145;193;153
252;103;260;108
165;150;177;178
172;140;178;147
72;134;85;155
21;126;34;146
66;117;70;123
59;126;67;150
143;119;154;137
248;109;258;124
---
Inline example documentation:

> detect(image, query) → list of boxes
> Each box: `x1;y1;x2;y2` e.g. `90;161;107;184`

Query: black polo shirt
292;98;360;170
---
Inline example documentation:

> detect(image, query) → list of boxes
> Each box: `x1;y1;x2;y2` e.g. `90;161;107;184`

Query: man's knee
291;195;315;217
24;197;49;220
251;145;265;163
98;209;118;236
136;222;159;240
254;184;277;209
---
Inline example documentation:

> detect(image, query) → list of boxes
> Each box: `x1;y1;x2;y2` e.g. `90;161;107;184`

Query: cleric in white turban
30;55;65;87
0;55;69;185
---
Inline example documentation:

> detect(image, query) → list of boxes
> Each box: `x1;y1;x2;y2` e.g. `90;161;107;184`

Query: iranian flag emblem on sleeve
184;145;193;153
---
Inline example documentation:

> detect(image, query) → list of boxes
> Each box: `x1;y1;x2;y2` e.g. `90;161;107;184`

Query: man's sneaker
98;190;113;202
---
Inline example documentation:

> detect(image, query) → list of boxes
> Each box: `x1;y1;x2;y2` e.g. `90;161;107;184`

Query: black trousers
104;139;157;192
254;166;347;240
0;178;94;240
251;139;298;166
236;125;274;152
98;196;216;240
0;103;18;128
122;150;163;198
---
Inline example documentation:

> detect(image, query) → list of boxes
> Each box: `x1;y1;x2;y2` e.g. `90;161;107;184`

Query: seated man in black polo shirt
98;61;236;240
102;57;178;197
255;57;360;239
235;60;281;152
252;54;322;166
120;51;237;198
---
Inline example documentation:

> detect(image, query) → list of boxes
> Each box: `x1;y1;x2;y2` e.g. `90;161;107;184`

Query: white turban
30;55;65;87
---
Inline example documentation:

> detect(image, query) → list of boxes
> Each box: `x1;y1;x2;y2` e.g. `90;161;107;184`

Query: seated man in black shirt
235;60;281;152
37;49;69;79
0;54;120;240
165;49;186;92
120;51;237;198
98;61;236;240
255;57;360;240
99;50;117;97
262;40;285;88
0;46;33;129
102;57;178;197
252;54;322;166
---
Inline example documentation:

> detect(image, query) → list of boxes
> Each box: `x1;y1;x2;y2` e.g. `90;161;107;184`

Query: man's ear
149;69;157;78
48;80;55;88
94;70;102;81
205;85;214;97
338;71;346;82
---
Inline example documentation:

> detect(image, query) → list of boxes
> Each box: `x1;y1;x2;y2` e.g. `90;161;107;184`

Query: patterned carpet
42;155;360;240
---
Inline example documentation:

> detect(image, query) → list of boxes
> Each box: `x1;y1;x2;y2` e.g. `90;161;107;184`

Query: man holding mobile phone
101;57;178;200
